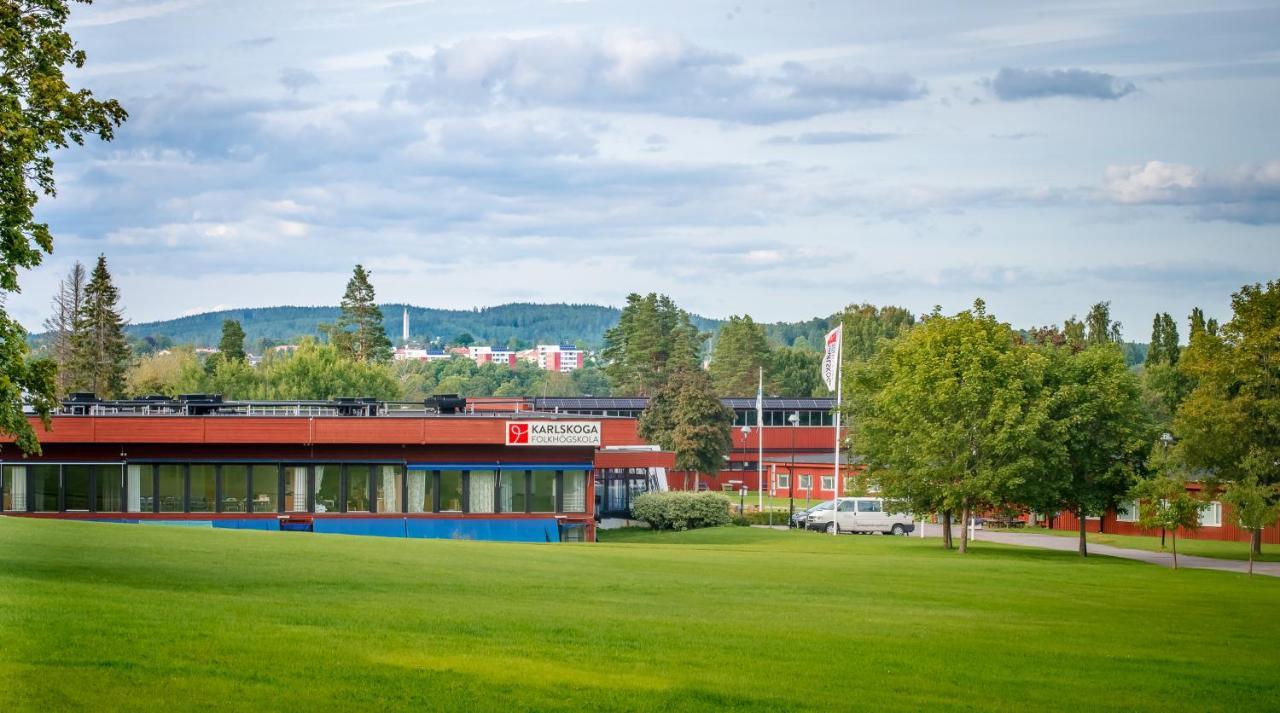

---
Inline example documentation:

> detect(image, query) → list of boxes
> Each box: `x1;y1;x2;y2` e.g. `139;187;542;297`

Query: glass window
284;466;308;513
189;464;216;513
1200;501;1222;527
604;478;626;513
31;464;60;512
438;470;463;512
127;465;151;513
63;465;90;511
157;465;184;512
313;464;341;513
221;465;249;513
798;474;812;490
563;471;587;513
3;465;26;511
251;465;278;513
499;470;527;513
837;499;856;512
858;499;882;513
530;470;557;513
821;476;835;491
406;471;432;513
468;470;496;513
376;465;402;513
345;465;372;512
96;466;123;512
1116;499;1139;523
777;473;790;489
559;523;587;542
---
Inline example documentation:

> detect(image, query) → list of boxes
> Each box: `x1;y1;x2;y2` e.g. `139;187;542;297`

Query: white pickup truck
806;497;914;535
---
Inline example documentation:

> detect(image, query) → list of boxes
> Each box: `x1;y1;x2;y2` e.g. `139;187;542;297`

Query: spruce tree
708;315;771;396
332;265;392;364
68;255;130;398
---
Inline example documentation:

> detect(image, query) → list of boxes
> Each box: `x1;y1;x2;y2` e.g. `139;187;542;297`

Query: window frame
1199;501;1223;528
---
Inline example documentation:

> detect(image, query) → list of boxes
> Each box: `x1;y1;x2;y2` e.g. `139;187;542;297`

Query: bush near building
630;491;732;531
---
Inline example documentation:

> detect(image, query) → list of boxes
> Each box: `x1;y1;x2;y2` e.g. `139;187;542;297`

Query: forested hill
120;303;835;351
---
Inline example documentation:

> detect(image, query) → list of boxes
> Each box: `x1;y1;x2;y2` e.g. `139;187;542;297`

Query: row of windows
1114;499;1222;527
775;473;840;491
0;463;588;516
731;410;835;427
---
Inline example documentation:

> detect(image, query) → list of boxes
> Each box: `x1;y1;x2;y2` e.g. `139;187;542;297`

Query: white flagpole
757;366;764;512
832;351;842;536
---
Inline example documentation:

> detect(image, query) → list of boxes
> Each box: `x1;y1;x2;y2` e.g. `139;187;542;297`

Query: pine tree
708;315;771;396
68;255;130;398
218;319;247;362
602;293;704;396
43;261;86;395
329;265;392;364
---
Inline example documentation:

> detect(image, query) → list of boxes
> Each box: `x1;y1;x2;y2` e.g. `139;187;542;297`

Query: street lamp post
787;411;799;526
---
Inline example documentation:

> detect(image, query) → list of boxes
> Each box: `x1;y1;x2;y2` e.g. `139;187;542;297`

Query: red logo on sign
508;423;530;444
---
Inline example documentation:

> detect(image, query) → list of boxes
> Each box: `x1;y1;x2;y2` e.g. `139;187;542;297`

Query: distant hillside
117;302;839;352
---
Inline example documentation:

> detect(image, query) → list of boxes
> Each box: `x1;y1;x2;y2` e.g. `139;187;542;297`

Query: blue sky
10;0;1280;338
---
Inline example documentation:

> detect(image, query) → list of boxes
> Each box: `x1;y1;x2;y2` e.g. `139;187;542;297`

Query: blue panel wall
404;518;560;542
312;518;408;538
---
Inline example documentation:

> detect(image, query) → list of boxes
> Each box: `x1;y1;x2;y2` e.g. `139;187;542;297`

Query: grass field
2;518;1278;712
997;526;1280;562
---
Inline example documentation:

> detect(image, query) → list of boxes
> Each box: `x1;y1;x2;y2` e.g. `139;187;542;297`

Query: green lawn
997;526;1280;562
719;490;828;510
2;518;1278;712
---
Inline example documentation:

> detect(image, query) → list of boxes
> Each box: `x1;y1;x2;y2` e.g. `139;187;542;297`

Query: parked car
791;500;833;529
806;497;915;535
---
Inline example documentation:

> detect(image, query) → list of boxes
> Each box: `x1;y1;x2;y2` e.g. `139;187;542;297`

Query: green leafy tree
324;265;392;364
1085;301;1123;345
255;339;398;400
1130;454;1205;570
1176;281;1280;556
708;315;771;395
126;347;202;397
848;300;1056;552
1040;343;1150;556
451;332;475;347
0;0;126;453
768;346;820;397
840;303;915;362
1220;455;1280;577
639;361;733;492
68;255;130;398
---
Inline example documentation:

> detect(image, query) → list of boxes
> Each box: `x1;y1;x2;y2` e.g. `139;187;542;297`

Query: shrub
630;491;733;531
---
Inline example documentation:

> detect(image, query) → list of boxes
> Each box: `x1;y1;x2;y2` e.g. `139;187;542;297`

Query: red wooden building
1045;481;1280;545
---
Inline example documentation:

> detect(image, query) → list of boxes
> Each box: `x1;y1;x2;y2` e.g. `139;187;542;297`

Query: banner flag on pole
821;324;843;393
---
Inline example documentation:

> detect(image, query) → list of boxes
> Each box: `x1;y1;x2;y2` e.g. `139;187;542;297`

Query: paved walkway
918;524;1280;577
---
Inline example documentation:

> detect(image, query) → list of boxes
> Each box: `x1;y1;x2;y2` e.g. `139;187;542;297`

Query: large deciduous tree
708;314;771;396
324;265;392;364
68;254;130;398
848;300;1056;553
1176;281;1280;556
0;0;126;453
1040;343;1150;556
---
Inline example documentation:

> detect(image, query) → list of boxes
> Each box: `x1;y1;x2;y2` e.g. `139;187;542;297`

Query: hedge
630;491;733;531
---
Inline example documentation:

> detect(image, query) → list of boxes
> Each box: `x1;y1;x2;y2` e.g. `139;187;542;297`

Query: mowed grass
1;519;1278;712
1001;526;1280;562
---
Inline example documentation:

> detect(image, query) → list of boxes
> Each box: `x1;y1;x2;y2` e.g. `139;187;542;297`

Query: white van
807;497;914;535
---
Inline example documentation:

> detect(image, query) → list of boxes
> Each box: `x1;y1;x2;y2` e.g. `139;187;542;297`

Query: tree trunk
941;510;953;550
1248;541;1254;578
959;505;971;554
1077;509;1088;557
1252;529;1262;557
1171;534;1178;570
682;472;691;490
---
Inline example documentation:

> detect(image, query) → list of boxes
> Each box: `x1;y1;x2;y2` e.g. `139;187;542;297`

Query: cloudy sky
10;0;1280;337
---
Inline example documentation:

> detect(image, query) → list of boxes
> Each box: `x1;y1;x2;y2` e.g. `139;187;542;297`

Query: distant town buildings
537;344;584;372
468;346;517;367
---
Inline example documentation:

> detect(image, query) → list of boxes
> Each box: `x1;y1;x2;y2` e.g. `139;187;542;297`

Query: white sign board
506;421;602;447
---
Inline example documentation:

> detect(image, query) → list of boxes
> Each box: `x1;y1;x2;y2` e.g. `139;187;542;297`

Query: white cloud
1104;161;1201;204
